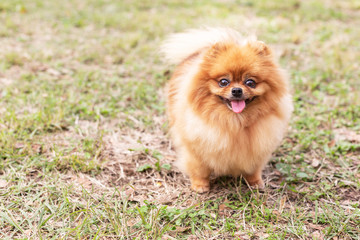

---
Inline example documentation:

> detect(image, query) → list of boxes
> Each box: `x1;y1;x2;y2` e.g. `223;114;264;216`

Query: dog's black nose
231;88;243;98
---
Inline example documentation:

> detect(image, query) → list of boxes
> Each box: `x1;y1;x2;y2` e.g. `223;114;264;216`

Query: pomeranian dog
161;28;293;193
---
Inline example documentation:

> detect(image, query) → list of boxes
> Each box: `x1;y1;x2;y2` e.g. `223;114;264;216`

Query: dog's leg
186;156;211;193
244;169;265;189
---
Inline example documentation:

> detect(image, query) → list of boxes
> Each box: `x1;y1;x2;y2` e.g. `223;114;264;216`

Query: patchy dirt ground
50;118;360;210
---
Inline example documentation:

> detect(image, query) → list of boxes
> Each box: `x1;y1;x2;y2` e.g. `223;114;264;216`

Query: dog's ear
206;42;229;59
248;41;272;56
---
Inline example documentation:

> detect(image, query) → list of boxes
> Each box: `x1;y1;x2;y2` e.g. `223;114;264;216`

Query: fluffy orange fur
162;28;293;192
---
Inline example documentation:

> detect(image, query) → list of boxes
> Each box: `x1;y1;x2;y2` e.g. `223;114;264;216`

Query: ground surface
0;0;359;239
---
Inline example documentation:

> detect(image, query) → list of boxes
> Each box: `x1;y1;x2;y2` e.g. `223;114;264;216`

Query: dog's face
189;41;287;120
208;72;268;114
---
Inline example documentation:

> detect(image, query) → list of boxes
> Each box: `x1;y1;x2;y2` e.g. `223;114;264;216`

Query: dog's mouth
218;96;257;113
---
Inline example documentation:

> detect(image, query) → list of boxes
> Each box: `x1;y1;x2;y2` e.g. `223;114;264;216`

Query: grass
1;0;359;239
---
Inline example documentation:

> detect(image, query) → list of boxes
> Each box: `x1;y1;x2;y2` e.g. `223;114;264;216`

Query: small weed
4;52;25;67
134;148;172;172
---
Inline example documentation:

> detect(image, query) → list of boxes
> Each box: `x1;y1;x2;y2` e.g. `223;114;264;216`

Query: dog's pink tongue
231;100;246;113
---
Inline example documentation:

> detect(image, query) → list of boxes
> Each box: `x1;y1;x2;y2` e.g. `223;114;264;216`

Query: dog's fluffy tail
160;27;254;64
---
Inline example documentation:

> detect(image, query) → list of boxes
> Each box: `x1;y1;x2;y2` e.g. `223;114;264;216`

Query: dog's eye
219;78;230;87
245;79;256;88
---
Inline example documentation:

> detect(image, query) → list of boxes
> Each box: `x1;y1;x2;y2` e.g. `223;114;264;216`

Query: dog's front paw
191;183;210;193
190;178;210;193
244;174;265;190
248;178;265;190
